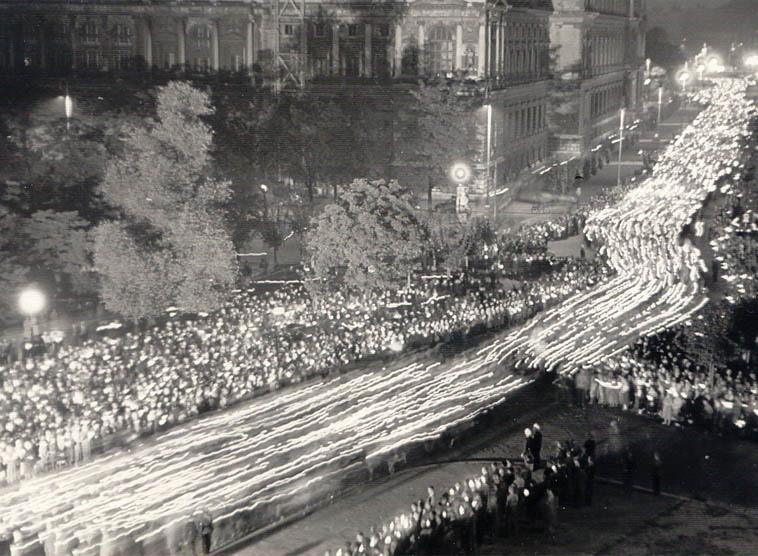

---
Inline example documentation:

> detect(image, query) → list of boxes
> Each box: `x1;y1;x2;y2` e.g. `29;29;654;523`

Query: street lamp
679;70;691;94
616;107;625;187
450;162;472;222
645;58;651;76
64;85;73;131
19;288;46;340
657;86;663;125
485;103;493;221
696;63;705;82
260;184;269;217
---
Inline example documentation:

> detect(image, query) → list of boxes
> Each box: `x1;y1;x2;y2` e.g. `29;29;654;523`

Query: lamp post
616;107;625;188
679;71;690;94
450;162;472;223
645;57;651;76
19;288;46;341
485;103;493;222
64;85;73;131
657;86;663;124
260;184;269;218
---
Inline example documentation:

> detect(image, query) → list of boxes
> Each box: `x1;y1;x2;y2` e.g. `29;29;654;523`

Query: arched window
428;25;454;74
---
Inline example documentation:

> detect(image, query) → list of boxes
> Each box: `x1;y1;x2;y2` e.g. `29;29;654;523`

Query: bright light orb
18;288;46;317
450;162;472;184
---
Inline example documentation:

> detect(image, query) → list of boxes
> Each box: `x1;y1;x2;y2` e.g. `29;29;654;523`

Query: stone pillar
477;23;486;77
495;22;502;77
393;24;402;77
246;18;254;69
70;16;77;69
331;24;340;75
38;23;46;69
417;23;424;75
364;23;372;77
455;23;463;70
211;20;219;71
143;17;153;68
177;18;186;68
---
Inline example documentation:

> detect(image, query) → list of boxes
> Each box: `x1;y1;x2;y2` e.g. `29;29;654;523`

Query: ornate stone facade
0;0;644;193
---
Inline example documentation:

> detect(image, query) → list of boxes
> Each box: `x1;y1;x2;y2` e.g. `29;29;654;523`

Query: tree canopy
305;178;427;293
397;82;479;190
94;81;238;318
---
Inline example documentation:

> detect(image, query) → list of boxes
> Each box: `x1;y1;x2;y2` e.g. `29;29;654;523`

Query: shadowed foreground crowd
328;428;597;556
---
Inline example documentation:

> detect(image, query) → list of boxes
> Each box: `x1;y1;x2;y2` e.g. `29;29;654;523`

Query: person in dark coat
623;447;636;494
532;423;543;468
583;432;596;460
652;451;662;495
585;455;596;505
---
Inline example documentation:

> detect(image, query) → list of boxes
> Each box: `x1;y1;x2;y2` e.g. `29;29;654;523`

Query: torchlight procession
0;77;755;555
1;1;758;553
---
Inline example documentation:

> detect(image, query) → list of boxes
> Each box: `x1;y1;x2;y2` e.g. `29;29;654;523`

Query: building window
283;24;296;37
232;54;242;71
312;56;329;76
347;24;359;37
85;50;100;69
115;23;133;46
195;57;211;72
314;23;326;37
378;24;390;38
166;52;176;69
113;50;131;70
83;21;99;45
428;26;454;74
193;25;211;49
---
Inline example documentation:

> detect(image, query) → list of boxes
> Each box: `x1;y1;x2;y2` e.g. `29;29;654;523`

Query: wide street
232;397;758;556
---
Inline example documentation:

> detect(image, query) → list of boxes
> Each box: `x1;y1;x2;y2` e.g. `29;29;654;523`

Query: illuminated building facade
0;0;645;194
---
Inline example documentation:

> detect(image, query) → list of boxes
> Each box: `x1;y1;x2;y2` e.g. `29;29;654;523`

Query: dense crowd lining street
0;77;755;556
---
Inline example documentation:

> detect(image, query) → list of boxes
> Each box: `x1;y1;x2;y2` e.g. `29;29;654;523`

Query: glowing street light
19;287;46;341
63;84;73;130
19;288;46;317
679;70;691;94
450;162;472;184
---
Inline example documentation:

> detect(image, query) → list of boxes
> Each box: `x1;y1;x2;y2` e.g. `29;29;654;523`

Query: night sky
645;0;757;53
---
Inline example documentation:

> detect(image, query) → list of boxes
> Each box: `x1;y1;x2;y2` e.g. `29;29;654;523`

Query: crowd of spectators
327;429;597;556
0;248;610;486
571;330;758;439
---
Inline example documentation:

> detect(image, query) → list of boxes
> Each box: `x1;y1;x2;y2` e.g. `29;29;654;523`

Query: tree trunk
427;176;433;215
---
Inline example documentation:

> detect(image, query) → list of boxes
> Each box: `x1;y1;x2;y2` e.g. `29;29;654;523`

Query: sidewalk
224;397;758;556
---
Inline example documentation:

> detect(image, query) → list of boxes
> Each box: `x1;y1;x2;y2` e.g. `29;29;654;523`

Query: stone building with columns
0;0;645;195
549;0;646;164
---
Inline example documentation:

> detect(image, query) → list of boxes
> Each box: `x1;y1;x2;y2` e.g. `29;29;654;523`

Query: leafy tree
0;207;28;325
94;81;238;318
646;27;686;70
219;92;368;206
1;104;140;222
22;210;96;296
398;82;479;196
305;178;427;293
